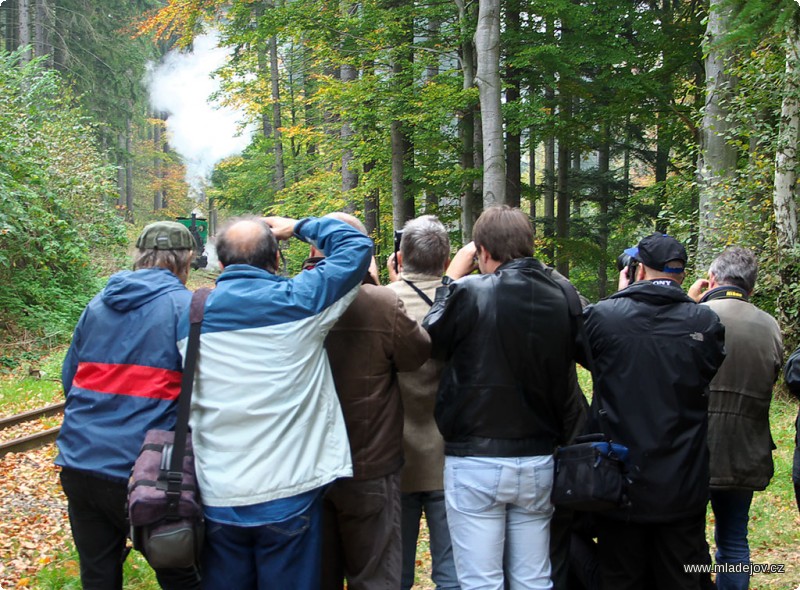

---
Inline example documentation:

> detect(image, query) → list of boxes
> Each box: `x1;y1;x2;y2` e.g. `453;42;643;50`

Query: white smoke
146;32;254;196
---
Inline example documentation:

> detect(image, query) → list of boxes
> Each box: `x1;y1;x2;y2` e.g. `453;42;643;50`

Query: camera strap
403;279;434;307
700;285;749;303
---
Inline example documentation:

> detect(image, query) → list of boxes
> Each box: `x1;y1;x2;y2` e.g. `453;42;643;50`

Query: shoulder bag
128;287;210;569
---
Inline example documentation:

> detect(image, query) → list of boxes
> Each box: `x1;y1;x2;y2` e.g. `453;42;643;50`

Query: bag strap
165;287;211;511
547;271;611;434
402;279;434;307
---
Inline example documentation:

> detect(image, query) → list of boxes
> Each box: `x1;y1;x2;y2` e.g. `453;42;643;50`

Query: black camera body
393;229;404;272
616;253;639;285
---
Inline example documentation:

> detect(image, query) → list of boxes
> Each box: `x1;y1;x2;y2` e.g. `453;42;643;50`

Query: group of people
54;205;799;590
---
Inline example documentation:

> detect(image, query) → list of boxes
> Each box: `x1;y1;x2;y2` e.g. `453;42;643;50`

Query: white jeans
444;455;554;590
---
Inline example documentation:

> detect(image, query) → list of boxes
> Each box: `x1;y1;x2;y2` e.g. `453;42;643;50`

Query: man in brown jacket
689;247;782;590
309;213;431;590
386;215;460;590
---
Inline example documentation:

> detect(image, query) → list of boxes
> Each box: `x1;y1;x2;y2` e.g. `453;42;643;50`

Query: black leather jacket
423;258;579;458
583;279;726;522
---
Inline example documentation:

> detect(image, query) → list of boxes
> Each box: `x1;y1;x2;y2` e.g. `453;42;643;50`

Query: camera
616;253;639;285
393;230;404;272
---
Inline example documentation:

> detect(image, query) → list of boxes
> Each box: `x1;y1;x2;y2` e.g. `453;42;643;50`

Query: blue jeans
401;490;460;590
201;495;322;590
444;455;554;590
710;489;753;590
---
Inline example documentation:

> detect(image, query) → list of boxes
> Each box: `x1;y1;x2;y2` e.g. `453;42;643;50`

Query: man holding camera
689;247;782;590
386;215;460;590
583;233;726;590
423;206;581;589
306;213;431;590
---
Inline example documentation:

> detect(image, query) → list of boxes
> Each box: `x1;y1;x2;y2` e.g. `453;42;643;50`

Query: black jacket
423;258;579;457
583;279;726;522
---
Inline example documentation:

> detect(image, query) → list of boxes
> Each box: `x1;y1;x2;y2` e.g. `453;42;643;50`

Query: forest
2;0;800;355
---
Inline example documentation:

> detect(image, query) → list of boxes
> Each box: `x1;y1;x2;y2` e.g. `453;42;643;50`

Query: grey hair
400;215;450;276
133;248;194;283
709;247;758;292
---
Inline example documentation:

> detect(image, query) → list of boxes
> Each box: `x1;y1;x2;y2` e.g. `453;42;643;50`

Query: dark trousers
321;470;402;590
596;513;710;590
60;468;201;590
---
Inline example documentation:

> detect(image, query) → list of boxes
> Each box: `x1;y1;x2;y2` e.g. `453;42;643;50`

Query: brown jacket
704;294;782;490
326;281;431;480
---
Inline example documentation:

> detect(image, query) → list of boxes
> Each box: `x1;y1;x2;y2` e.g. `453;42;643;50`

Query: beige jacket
387;272;447;493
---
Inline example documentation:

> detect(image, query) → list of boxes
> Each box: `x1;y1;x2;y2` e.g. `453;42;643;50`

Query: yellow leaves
133;0;225;46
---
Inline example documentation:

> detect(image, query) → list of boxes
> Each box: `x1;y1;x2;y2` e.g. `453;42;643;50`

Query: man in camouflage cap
56;220;200;589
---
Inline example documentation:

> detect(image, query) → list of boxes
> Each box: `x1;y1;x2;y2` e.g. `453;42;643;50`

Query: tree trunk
364;161;379;237
504;0;521;208
555;139;569;277
18;0;30;63
654;114;670;233
270;33;285;192
341;62;358;203
774;32;800;251
257;43;273;139
529;131;536;235
424;18;441;212
33;0;48;63
390;8;415;229
153;114;164;211
303;42;317;158
697;0;738;267
117;132;126;209
456;0;479;240
543;85;556;264
598;127;611;298
341;1;359;210
125;118;134;221
4;1;18;53
474;0;505;208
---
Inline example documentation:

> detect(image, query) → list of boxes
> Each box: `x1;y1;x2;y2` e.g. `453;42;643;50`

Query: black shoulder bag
128;287;211;569
548;275;630;512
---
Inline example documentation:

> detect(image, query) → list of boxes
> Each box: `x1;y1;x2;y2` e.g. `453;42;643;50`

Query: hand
368;257;380;285
445;242;478;280
386;252;400;282
262;216;298;241
617;268;631;291
688;278;710;302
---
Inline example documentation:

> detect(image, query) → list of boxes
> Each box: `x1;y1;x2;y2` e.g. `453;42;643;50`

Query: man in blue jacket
56;221;201;590
181;215;373;590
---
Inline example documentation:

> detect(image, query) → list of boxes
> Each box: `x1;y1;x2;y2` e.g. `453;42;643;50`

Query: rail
0;402;64;457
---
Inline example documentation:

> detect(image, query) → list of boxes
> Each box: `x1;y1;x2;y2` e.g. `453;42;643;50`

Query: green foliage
0;49;125;346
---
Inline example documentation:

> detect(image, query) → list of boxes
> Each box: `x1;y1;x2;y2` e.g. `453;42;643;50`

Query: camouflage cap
136;221;194;250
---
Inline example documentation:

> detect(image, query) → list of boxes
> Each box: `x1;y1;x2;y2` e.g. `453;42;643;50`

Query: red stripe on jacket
72;362;182;400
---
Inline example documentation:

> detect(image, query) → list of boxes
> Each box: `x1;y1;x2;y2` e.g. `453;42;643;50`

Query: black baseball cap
624;233;687;273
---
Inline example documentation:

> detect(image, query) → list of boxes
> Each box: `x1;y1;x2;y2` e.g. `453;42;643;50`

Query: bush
0;49;126;356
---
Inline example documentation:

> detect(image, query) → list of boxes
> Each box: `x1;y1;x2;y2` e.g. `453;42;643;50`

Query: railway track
0;402;64;457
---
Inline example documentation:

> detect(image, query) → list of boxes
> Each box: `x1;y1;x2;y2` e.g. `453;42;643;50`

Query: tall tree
474;0;505;207
697;0;739;265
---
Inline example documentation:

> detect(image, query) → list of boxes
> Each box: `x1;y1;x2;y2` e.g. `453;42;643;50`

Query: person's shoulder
358;283;400;305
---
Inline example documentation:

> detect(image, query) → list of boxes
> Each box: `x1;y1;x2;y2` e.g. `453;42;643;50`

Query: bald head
326;212;368;236
217;216;279;272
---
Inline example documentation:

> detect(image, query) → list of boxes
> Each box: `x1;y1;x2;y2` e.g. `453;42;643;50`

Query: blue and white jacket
178;217;373;508
56;268;192;483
